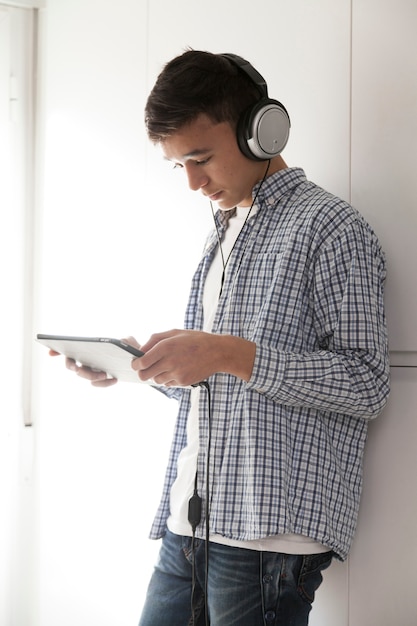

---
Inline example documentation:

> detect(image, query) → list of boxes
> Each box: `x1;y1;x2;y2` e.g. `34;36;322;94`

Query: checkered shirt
149;167;390;561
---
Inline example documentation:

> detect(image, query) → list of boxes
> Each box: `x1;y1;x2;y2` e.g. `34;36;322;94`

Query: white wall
348;2;417;623
351;0;417;355
0;5;38;626
7;0;413;625
35;3;169;625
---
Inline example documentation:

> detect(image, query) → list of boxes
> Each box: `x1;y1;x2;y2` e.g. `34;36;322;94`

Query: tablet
36;334;145;383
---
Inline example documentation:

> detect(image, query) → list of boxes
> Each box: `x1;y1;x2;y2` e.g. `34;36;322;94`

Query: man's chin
213;198;235;212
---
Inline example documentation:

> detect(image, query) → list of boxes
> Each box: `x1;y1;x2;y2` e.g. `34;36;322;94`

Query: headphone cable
210;159;270;296
187;380;211;626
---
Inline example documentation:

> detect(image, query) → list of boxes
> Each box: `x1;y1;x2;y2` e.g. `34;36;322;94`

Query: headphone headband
221;53;269;99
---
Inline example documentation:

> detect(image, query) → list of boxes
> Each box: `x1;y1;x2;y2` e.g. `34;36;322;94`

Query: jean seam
259;551;267;626
297;552;333;605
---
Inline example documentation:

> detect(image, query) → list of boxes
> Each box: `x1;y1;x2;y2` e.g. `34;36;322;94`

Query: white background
1;0;416;625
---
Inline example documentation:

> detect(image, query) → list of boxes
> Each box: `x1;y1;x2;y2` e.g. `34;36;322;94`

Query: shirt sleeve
247;220;390;420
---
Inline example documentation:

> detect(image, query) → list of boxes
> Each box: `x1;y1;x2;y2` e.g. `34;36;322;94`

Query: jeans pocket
297;552;333;604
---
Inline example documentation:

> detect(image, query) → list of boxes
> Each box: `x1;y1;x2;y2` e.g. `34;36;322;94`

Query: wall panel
351;0;417;353
349;367;417;625
36;2;155;626
0;5;37;625
350;1;417;623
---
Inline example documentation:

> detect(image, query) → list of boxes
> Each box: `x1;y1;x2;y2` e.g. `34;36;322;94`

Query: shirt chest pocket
245;252;284;298
219;252;297;338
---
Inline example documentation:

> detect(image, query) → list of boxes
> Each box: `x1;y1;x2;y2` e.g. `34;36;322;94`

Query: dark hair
145;49;261;143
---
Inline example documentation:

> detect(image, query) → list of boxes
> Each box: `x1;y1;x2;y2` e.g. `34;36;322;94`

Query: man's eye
172;157;210;170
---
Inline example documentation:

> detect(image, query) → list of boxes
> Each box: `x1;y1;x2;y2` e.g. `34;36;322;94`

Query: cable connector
191;380;209;389
188;493;202;532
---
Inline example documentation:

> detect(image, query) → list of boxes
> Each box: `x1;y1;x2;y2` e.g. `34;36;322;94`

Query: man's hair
145;49;261;143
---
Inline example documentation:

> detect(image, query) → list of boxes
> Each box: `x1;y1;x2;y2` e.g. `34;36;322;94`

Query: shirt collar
252;167;307;209
209;168;307;251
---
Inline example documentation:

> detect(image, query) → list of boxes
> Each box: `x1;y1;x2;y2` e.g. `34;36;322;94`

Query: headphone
221;53;290;161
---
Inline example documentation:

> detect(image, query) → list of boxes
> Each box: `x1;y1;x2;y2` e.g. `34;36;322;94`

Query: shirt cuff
246;343;286;396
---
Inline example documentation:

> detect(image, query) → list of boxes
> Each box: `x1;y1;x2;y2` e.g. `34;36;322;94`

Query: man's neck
267;154;288;176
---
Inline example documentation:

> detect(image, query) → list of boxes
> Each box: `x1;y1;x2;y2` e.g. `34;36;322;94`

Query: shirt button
265;610;276;621
263;573;273;583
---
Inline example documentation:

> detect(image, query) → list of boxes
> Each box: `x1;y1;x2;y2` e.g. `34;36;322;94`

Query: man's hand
131;329;256;387
48;350;118;387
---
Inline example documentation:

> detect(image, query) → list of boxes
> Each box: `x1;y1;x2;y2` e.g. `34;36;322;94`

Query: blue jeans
138;530;333;626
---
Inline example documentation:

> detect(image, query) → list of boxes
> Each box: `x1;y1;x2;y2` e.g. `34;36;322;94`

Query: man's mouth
207;191;223;201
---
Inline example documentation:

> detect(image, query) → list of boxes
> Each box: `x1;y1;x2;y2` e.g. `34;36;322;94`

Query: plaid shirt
149;168;390;560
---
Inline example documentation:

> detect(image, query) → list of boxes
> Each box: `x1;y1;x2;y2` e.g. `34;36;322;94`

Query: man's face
161;114;265;210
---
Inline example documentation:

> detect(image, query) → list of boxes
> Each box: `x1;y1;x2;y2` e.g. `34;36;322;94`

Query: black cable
190;162;270;621
188;471;202;625
210;159;271;297
202;381;212;626
191;157;270;615
188;380;211;626
188;165;270;622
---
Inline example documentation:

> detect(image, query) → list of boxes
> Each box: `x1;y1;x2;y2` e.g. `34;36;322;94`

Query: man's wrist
214;334;256;382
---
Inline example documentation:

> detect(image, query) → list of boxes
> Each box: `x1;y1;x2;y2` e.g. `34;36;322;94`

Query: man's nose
185;164;209;191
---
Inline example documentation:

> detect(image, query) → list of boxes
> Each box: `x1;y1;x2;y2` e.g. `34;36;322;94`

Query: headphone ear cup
237;98;290;161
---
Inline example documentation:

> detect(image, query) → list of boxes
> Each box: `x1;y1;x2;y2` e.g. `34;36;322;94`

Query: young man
62;51;390;625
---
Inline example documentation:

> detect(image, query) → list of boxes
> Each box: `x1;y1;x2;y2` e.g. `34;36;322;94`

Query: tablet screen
37;334;144;383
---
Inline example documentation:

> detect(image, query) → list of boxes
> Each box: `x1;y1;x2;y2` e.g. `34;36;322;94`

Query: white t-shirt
167;206;329;554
